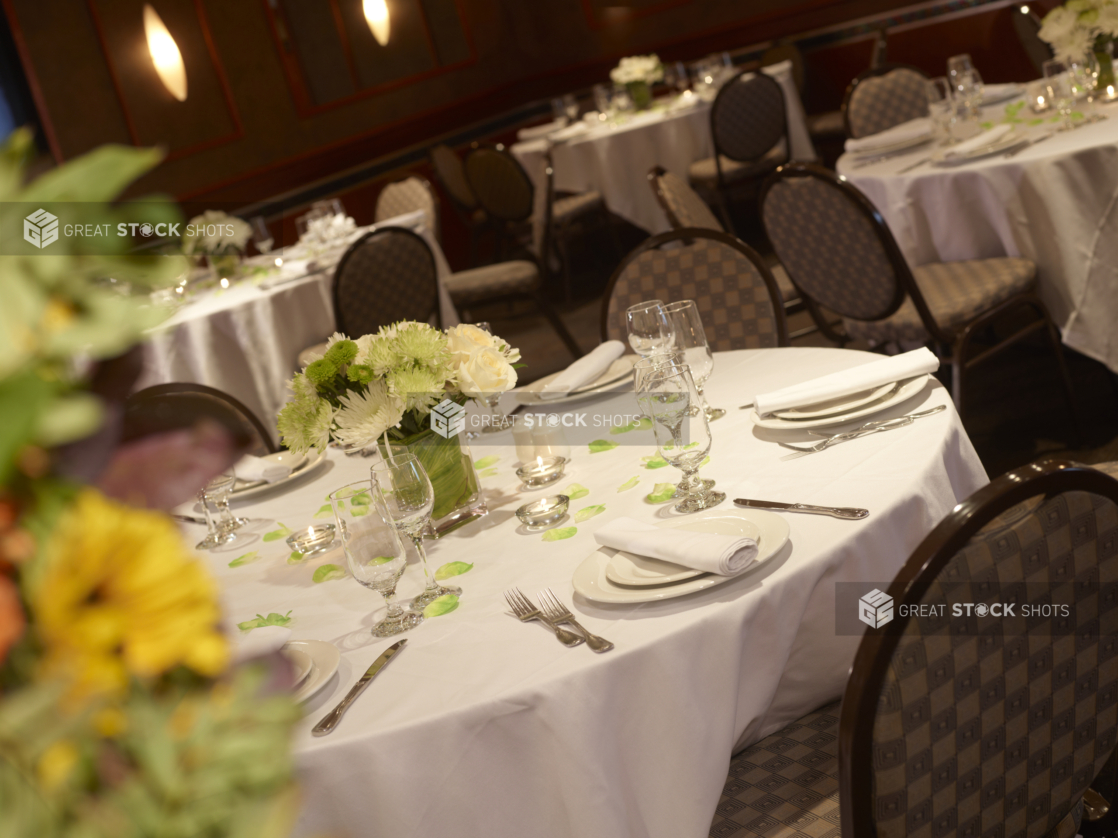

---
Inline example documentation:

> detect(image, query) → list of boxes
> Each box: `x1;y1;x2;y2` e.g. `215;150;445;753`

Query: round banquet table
512;60;817;234
187;346;987;838
837;95;1118;374
135;211;459;441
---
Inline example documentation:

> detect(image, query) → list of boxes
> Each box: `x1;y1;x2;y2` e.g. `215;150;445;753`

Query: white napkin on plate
232;625;291;663
538;340;626;399
753;347;939;416
845;117;933;154
595;517;758;577
944;124;1013;157
517;119;567;141
981;83;1021;102
236;454;292;484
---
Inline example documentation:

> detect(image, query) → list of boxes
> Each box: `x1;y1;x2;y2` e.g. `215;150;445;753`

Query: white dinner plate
604;516;761;587
750;375;931;430
981;85;1025;106
515;356;637;406
287;640;341;703
932;132;1022;166
850;132;934;159
281;645;313;689
231;449;327;499
772;382;897;421
573;509;789;604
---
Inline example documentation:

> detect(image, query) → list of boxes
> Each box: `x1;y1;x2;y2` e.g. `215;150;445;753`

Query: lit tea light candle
220;277;230;289
286;524;337;556
274;257;284;267
515;456;566;488
515;495;570;529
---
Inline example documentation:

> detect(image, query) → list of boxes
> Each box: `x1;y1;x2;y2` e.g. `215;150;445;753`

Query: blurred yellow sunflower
32;490;229;699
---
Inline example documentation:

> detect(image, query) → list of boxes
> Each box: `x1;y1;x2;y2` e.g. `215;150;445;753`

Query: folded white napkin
595;517;758;577
539;340;626;399
236;454;291;483
753;347;939;416
944;123;1013;157
232;625;291;662
517;119;567;141
549;122;590;142
981;83;1021;102
845;117;934;154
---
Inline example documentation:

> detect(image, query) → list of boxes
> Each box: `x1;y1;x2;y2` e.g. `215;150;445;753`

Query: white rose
447;323;496;368
457;346;517;399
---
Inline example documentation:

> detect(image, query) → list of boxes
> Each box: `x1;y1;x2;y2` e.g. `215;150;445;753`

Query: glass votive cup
516;495;570;530
515;456;566;489
286;524;337;556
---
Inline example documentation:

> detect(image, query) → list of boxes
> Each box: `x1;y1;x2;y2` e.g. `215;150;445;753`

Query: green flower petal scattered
645;483;676;504
564;483;589;500
350;491;371;506
422;594;460;618
228;550;259;568
617;476;640;492
574;504;605;523
542;526;577;542
312;564;347;583
609;417;652;435
368;555;396;565
479;468;498;478
313;504;335;519
642;454;669;469
287;552;306;564
262;522;292;542
435;561;474;581
237;611;293;631
350;505;369;517
588;439;618;454
701;456;711;467
474;455;500;470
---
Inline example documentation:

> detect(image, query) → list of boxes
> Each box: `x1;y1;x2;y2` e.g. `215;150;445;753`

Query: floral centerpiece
182;209;252;281
278;322;520;525
610;54;664;111
0;129;300;837
1039;0;1118;89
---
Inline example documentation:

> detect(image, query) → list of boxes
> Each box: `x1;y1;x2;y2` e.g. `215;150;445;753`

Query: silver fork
504;589;583;647
538;588;614;653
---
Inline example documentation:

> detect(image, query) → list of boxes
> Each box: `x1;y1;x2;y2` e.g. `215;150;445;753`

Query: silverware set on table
504;588;614;653
778;405;947;459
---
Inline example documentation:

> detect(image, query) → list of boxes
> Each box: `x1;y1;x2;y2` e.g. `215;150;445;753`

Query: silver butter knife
312;639;406;736
735;498;869;519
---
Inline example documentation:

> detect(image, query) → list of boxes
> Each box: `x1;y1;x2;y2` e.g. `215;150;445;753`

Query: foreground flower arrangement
0;129;299;837
1039;0;1118;77
609;54;664;111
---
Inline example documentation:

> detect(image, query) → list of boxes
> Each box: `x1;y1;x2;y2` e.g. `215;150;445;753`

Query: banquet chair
429;144;485;267
711;457;1118;838
600;228;788;350
688;70;788;232
759;162;1079;425
842;63;930;139
374;175;439;239
123;383;277;456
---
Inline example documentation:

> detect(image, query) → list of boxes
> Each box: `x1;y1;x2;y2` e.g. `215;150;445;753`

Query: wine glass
946;54;974;86
663;300;723;421
371;454;460;609
666;61;690;94
1068;55;1098;118
925;77;957;143
551;97;569;125
250;216;273;254
637;366;725;513
196;471;237;550
562;93;580;122
593;84;612;122
626;300;675;358
611;85;633;120
1044;59;1077;131
330;480;422;637
473;321;512;433
212;469;249;532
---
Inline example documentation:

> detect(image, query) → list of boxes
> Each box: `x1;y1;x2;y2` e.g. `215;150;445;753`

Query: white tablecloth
837;96;1118;373
137;212;459;439
512;60;817;233
185;346;987;838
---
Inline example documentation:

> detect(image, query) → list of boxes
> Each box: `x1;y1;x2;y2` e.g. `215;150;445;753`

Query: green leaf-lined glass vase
1095;38;1116;93
626;81;653;111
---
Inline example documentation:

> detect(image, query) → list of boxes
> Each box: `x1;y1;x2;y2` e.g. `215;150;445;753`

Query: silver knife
1003;132;1052;158
312;639;406;736
734;498;869;520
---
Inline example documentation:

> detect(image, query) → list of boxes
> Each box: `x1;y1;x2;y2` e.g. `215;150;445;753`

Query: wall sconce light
363;0;391;46
143;4;187;101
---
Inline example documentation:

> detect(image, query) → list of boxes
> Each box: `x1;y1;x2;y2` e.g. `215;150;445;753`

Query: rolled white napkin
236;454;292;483
595;517;758;577
753;347;939;416
517;119;567;141
944;123;1013;157
539;340;626;399
845;117;934;154
232;625;291;663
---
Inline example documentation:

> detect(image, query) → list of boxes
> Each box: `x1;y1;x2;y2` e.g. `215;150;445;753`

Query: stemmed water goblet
371;453;461;610
925;77;957;143
663;300;724;421
1044;59;1078;131
330;480;422;637
637;365;724;514
196;471;237;550
626;300;675;358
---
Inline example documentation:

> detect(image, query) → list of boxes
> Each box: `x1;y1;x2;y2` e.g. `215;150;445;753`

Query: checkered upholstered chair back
600;228;787;350
123;384;277;455
649;166;723;232
844;65;930;139
760;163;908;323
375;176;438;238
430;144;477;210
464;146;534;223
841;459;1118;838
711;71;787;162
332;227;440;336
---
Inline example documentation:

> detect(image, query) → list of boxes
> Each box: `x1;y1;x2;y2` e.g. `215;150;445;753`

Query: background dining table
135;211;459;442
187;345;988;838
512;60;817;234
838;93;1118;375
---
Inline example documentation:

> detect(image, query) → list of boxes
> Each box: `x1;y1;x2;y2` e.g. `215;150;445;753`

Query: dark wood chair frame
598;226;790;348
759;162;1080;429
428;143;486;268
126;383;278;454
375;172;440;241
840;61;930;139
838;457;1118;836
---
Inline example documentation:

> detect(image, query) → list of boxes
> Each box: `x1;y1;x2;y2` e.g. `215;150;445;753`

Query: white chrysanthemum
1098;3;1118;35
390;365;445;415
392;323;449;369
610;54;664;85
333;380;405;449
359;334;399;375
277;390;332;455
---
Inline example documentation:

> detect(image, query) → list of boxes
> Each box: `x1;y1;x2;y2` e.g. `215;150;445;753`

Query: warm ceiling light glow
143;4;187;101
363;0;390;46
1020;4;1030;12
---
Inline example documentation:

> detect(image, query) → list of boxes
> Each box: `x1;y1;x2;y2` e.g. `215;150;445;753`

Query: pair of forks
504;588;614;653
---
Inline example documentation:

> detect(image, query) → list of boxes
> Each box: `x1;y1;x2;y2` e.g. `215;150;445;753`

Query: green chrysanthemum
392;323;450;371
277;391;332;454
325;339;358;365
347;363;375;385
359;335;399;376
305;358;338;387
389;365;444;415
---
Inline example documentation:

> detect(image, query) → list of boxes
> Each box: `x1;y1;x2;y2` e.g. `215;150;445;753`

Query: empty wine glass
1044;59;1077;131
330;480;422;637
563;93;580;121
611;84;634;120
593;84;612;122
637;366;724;514
626;300;675;358
250;216;273;254
1068;55;1098;118
196;471;237;550
371;453;460;609
473;321;512;433
946;53;974;85
925;77;957;143
663;300;723;421
666;61;690;94
212;470;249;531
